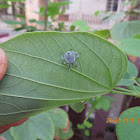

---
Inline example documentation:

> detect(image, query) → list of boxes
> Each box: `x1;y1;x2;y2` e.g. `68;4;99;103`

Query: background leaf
116;107;140;140
69;102;85;113
72;20;90;31
117;61;138;86
133;34;140;39
111;20;140;42
118;38;140;57
1;108;72;140
93;29;110;39
0;32;127;126
3;20;25;25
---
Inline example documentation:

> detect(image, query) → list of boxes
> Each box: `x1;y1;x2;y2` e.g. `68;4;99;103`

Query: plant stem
135;80;140;87
84;95;102;123
44;0;48;31
114;87;134;93
111;89;140;98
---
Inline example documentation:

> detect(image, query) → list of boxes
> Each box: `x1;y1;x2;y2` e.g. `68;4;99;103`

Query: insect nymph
61;51;80;71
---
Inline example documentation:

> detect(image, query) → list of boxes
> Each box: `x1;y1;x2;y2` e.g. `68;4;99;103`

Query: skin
61;51;80;71
0;49;8;80
0;49;28;135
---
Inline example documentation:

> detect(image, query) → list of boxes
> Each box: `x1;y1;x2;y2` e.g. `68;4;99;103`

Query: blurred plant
1;108;73;140
89;96;115;112
77;121;93;137
92;29;110;39
94;0;140;22
2;0;71;31
71;20;90;31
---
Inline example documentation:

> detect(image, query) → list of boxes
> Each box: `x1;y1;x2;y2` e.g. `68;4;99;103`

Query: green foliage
89;96;114;111
3;20;25;25
95;96;114;111
55;22;66;31
2;112;54;140
94;11;100;16
133;34;140;39
116;107;140;140
4;0;25;2
118;38;140;57
55;123;73;140
111;20;140;42
0;31;127;126
37;1;71;19
69;102;85;113
77;121;92;136
102;12;126;22
0;4;10;8
84;130;90;136
117;61;138;86
77;121;93;129
93;30;110;39
127;85;140;94
72;20;90;31
1;108;73;140
15;15;26;19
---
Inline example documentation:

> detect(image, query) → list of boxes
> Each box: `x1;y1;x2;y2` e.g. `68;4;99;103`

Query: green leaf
0;4;11;8
3;20;25;25
0;32;127;126
15;15;26;19
117;61;138;86
55;1;72;6
77;123;85;129
72;20;90;31
116;107;140;140
111;20;140;42
47;3;60;19
95;96;114;111
35;20;52;26
118;38;140;57
84;130;90;136
83;121;93;128
93;30;110;38
127;85;140;93
70;102;85;113
47;108;68;129
60;7;66;15
55;122;73;140
94;11;100;16
28;19;37;23
133;33;140;39
4;0;25;2
24;26;38;32
2;112;54;140
1;108;70;140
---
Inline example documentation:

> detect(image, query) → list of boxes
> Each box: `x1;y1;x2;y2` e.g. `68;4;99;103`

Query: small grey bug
61;51;80;71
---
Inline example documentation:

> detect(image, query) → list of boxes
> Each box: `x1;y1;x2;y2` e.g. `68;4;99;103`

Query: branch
44;0;49;31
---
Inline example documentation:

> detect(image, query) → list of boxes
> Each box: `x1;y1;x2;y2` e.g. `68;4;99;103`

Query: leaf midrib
5;50;110;89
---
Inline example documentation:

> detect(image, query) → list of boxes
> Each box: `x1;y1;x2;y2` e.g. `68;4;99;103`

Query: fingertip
0;48;8;80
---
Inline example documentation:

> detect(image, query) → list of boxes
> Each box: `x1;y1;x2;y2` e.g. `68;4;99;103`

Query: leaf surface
117;61;138;86
116;107;140;140
118;38;140;57
0;32;127;125
111;20;140;42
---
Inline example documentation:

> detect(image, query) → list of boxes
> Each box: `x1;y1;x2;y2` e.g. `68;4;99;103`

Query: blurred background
0;0;140;140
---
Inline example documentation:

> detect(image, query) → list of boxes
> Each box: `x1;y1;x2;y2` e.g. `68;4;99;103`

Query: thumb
0;48;8;80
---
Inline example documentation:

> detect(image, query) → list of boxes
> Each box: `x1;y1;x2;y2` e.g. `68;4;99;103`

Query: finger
0;136;6;140
0;48;8;80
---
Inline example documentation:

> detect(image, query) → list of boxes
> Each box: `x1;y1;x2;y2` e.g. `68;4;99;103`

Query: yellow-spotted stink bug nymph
61;51;80;71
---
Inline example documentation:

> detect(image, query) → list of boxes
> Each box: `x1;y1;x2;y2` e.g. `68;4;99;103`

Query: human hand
0;48;28;135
